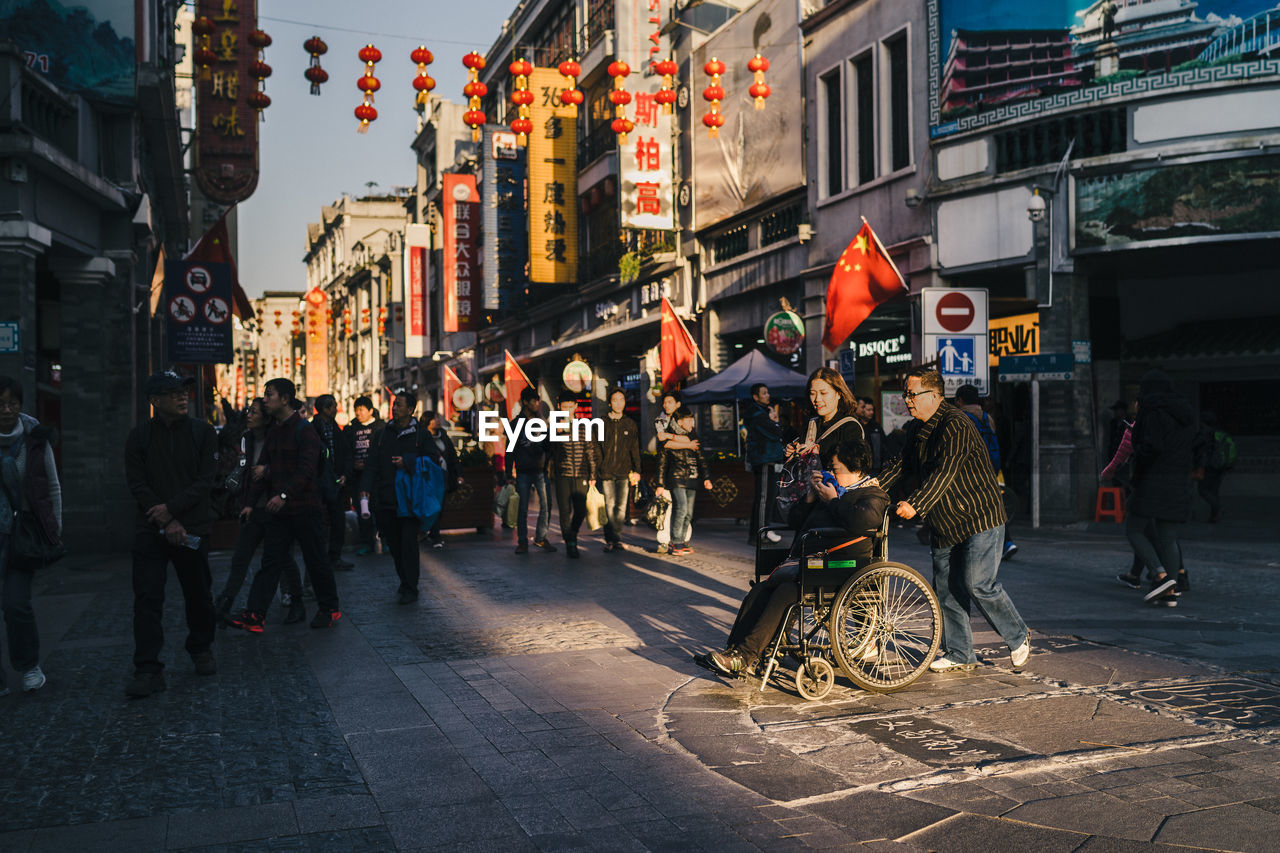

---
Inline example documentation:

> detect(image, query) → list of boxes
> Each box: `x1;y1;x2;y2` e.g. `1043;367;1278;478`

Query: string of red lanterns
193;16;216;79
304;36;328;95
702;57;726;138
355;44;381;132
246;29;272;120
607;60;634;143
462;51;487;142
558;60;583;115
748;53;771;110
509;58;533;145
654;57;678;114
411;46;435;110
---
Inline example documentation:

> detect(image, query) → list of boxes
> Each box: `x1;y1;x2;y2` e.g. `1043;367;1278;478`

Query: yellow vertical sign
528;68;578;284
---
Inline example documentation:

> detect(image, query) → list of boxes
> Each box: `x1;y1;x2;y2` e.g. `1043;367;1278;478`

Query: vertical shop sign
194;0;261;203
442;173;480;332
404;223;430;357
482;127;528;312
303;287;328;397
528;68;579;283
616;0;674;230
165;260;234;364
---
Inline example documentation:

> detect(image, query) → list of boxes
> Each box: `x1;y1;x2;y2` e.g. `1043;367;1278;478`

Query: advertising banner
165;260;234;364
988;312;1040;367
482;127;528;312
194;0;261;203
404;223;430;358
528;68;579;284
930;0;1280;138
1;0;135;103
616;0;675;231
303;287;328;398
442;173;479;332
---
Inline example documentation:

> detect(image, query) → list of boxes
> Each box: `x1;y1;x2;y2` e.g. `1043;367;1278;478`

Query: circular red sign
935;292;975;333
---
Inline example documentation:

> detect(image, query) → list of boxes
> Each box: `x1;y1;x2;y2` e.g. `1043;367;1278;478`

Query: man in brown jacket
550;391;600;559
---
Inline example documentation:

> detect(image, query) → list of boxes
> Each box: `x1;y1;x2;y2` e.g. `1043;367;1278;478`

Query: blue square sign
937;337;976;378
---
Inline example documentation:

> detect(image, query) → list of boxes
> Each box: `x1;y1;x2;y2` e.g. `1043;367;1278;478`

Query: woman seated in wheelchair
702;439;889;677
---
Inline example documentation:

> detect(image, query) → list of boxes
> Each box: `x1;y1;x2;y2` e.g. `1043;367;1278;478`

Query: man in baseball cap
145;370;196;399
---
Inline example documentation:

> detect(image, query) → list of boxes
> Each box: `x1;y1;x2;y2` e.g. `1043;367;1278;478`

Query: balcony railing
761;203;804;247
712;225;749;265
578;122;618;165
580;237;624;284
583;0;615;52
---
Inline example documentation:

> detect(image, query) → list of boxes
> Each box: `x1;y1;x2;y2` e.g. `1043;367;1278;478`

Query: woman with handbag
0;375;62;695
774;368;865;525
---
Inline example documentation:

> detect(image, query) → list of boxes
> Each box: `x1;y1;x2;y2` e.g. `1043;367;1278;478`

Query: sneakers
533;539;557;553
656;544;669;555
192;652;217;676
310;609;342;629
566;541;580;559
430;538;444;550
1174;571;1189;594
125;671;166;698
707;648;748;677
515;542;529;554
1116;573;1142;589
1153;594;1179;608
929;655;977;673
1143;576;1177;602
1002;541;1018;561
1010;640;1031;669
229;610;265;633
283;600;307;624
670;545;693;556
22;665;46;692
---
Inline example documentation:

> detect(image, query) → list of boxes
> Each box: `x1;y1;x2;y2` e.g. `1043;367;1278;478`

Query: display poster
442;174;479;332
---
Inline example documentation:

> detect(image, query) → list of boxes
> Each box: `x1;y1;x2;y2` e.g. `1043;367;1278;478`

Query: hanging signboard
194;0;261;203
303;287;328;398
165;260;234;364
763;309;805;355
617;0;675;231
482;126;528;312
442;173;479;332
988;312;1039;367
562;360;592;394
404;223;430;358
528;67;579;284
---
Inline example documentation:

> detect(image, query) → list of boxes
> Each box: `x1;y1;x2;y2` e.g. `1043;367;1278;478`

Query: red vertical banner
404;223;430;357
442;174;479;332
194;0;261;203
304;287;329;398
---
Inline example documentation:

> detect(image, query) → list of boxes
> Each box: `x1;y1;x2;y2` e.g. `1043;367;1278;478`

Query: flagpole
860;215;907;290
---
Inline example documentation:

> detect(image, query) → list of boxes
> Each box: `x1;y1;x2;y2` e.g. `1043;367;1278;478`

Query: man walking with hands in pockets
878;368;1031;673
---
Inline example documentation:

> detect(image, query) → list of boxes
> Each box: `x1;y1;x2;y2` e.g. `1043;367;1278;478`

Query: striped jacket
878;402;1006;548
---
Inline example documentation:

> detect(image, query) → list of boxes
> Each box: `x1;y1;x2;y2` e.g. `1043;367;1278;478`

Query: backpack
1210;429;1236;470
963;411;1001;473
296;419;341;503
396;455;446;529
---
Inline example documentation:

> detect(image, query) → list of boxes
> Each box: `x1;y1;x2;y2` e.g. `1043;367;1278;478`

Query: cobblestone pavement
0;516;1277;851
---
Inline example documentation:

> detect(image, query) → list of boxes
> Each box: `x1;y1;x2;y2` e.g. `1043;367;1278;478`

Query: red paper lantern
358;44;382;64
462;51;486;70
413;75;435;93
560;88;584;107
356;44;381;132
608;90;632;106
412;45;435;109
704;58;725;76
655;89;677;107
304;36;328;95
703;57;725;138
247;91;271;111
411;46;434;66
748;53;771;110
608;60;633;143
611;117;635;135
463;81;488;98
244;29;272;121
608;60;631;79
462;52;486;142
305;65;329;89
508;56;533;145
249;60;272;80
249;30;272;50
358;75;381;93
701;84;724;102
511;89;535;106
512;117;533;135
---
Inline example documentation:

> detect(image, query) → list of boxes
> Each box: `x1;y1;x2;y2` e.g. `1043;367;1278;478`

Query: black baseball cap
146;370;195;396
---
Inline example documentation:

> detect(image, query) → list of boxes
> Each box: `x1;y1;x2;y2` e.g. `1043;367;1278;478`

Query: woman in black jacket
705;440;888;677
654;407;712;556
787;367;865;469
422;412;462;549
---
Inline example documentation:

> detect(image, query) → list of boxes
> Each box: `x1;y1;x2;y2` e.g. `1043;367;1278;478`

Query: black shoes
566;541;580;559
213;593;234;628
1116;573;1142;589
310;609;342;629
533;539;556;552
283;600;307;624
1144;576;1177;602
396;589;418;605
192;652;217;676
515;542;529;554
1174;571;1190;594
125;671;167;698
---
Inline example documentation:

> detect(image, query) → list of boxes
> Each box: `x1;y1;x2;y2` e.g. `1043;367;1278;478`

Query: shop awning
681;349;809;404
1123;317;1280;361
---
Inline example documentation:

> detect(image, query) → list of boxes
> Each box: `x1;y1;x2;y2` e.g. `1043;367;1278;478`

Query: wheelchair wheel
830;562;941;693
795;657;834;701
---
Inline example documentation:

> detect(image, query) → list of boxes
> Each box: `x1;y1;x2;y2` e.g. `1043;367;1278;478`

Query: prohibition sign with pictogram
169;295;197;324
203;296;231;324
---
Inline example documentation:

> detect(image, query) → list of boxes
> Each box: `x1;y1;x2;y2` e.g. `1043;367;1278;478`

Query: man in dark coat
312;394;353;572
1127;370;1195;606
743;383;785;544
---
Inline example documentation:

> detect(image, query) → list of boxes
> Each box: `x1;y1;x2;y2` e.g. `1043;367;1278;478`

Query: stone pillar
0;221;53;404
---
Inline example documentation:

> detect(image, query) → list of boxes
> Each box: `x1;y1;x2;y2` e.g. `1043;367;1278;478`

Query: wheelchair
751;514;942;701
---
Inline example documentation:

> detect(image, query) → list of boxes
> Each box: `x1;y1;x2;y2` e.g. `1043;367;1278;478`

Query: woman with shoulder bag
0;375;62;694
775;368;865;523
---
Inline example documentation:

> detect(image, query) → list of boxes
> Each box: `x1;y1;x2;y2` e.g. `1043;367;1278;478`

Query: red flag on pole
822;219;907;351
185;206;256;321
660;296;701;391
503;350;532;419
441;365;462;423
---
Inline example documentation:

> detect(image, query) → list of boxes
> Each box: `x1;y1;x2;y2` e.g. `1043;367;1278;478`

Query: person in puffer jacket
655;407;713;556
549;391;600;559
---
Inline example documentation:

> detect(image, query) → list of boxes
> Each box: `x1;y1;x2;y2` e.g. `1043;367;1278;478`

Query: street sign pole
1032;375;1040;530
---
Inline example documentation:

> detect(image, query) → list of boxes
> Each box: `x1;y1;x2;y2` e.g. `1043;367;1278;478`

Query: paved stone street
1;516;1277;852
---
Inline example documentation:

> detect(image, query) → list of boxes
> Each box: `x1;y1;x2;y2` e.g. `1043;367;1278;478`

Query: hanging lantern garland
607;60;633;143
193;16;217;79
411;45;435;110
246;29;272;120
304;36;328;95
558;59;583;114
462;51;487;142
355;44;381;133
509;58;533;145
702;57;726;138
747;53;771;110
654;58;678;114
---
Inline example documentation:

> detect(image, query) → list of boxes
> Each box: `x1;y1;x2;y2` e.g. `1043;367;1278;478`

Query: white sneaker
1010;641;1031;669
929;655;976;672
23;665;46;693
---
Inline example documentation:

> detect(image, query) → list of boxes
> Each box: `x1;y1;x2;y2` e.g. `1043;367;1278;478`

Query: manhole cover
849;716;1028;766
1111;679;1280;728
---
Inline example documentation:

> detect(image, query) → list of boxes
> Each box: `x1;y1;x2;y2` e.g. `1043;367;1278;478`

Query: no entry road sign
922;288;988;337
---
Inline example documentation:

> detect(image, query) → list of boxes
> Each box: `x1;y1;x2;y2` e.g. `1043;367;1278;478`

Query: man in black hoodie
124;371;219;698
505;387;555;554
1126;369;1195;606
598;387;641;552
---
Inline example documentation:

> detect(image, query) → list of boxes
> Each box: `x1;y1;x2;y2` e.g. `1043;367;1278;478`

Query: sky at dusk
237;0;515;297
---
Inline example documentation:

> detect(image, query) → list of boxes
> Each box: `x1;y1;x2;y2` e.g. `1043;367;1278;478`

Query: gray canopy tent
680;349;808;455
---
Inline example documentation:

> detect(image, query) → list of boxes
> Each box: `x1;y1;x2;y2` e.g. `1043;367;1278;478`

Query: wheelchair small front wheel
795;657;834;701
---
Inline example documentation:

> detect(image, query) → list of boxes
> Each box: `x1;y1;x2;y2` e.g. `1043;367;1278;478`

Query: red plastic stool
1094;486;1125;523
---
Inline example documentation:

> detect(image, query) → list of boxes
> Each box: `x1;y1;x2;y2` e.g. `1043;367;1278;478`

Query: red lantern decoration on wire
558;59;583;114
462;51;487;142
247;29;272;121
509;58;533;146
411;45;435;111
304;35;328;95
703;57;726;138
654;57;678;115
356;44;381;133
747;53;771;110
607;60;633;143
193;16;217;79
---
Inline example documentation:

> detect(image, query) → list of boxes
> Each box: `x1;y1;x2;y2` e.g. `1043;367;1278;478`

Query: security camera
1027;190;1047;223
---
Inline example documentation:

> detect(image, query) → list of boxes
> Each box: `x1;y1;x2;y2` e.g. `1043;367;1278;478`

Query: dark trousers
131;529;216;674
325;492;347;562
220;508;298;607
515;472;550;545
554;476;590;543
247;511;340;615
1198;467;1225;521
1;535;39;673
750;466;767;540
349;478;376;547
727;562;856;661
374;504;421;594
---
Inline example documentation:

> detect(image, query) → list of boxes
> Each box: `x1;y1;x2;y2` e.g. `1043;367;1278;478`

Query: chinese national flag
660;296;698;391
185;206;256;321
822;220;907;351
503;350;532;419
441;366;462;423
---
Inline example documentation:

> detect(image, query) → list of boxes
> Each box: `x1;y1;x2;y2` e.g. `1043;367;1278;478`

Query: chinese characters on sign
528;69;579;283
404;224;430;358
617;0;674;230
482;127;528;312
304;287;329;397
442;174;480;332
165;260;234;364
194;0;260;203
988;312;1040;367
